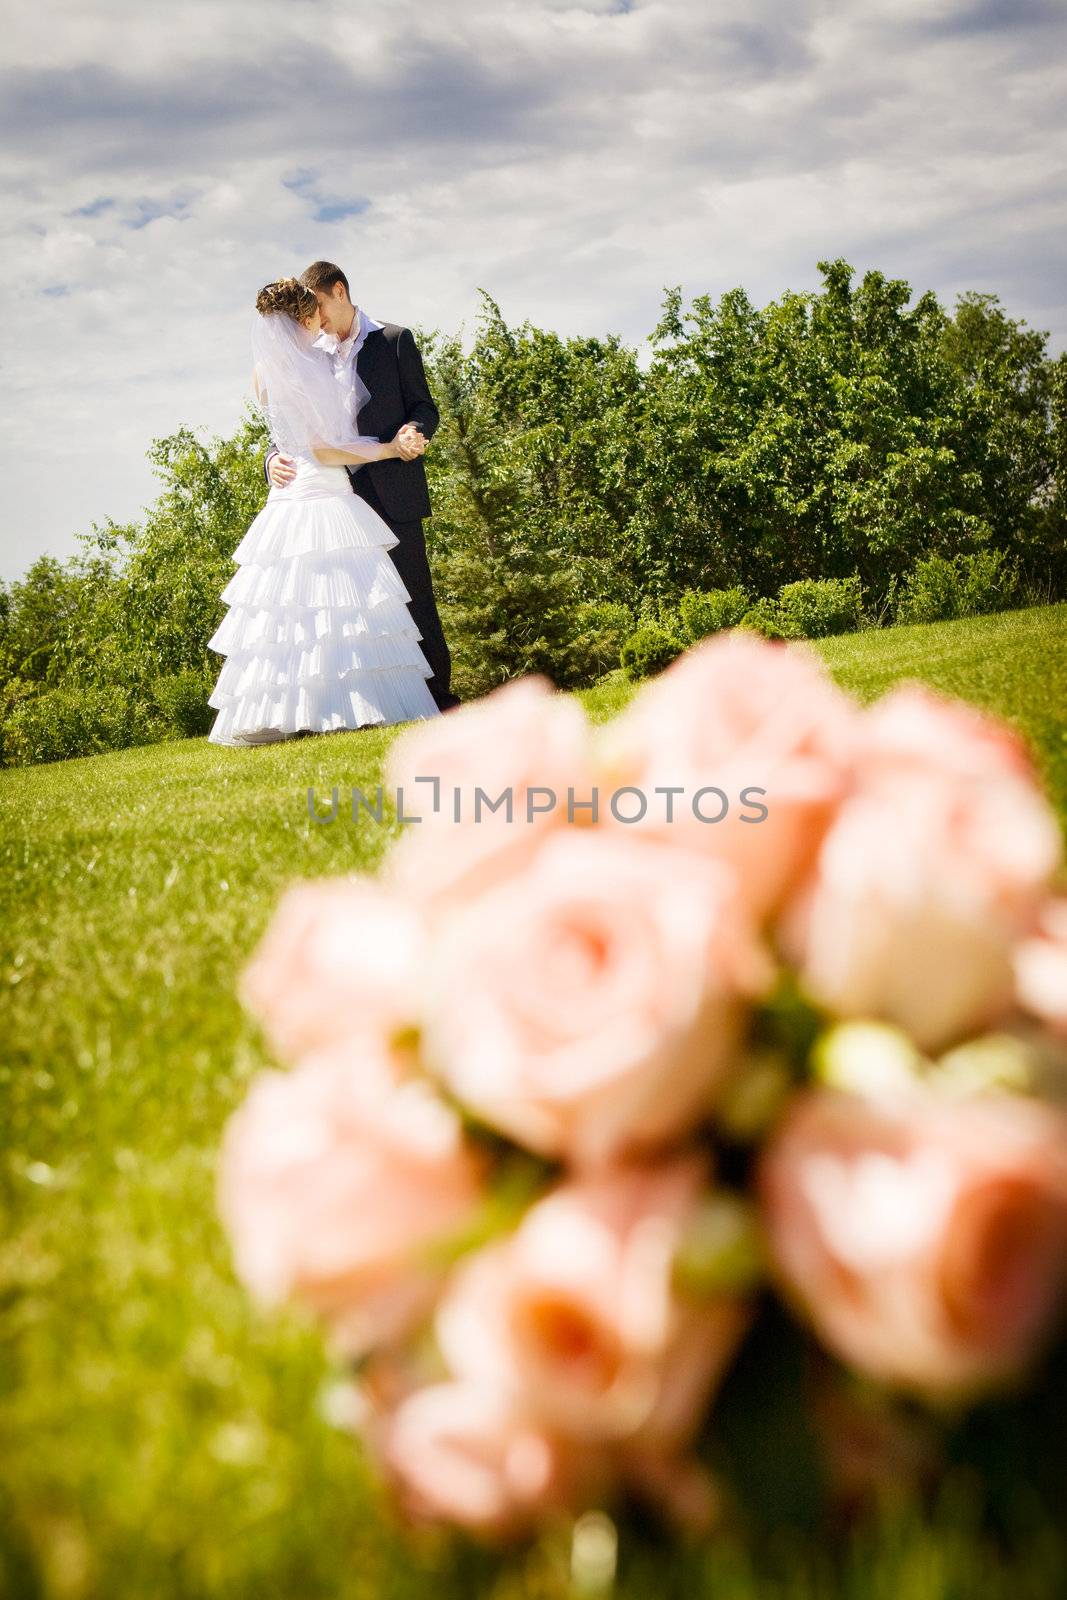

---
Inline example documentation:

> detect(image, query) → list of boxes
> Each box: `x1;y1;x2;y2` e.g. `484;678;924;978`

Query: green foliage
678;586;753;641
620;620;686;680
151;666;217;739
0;552;113;689
2;681;163;767
774;575;865;638
636;263;1061;606
739;597;788;639
562;599;635;682
99;414;270;682
421;323;589;700
735;576;864;642
894;548;1021;625
0;411;269;765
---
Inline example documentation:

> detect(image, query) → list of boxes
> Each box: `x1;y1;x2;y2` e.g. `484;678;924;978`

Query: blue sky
3;0;1065;581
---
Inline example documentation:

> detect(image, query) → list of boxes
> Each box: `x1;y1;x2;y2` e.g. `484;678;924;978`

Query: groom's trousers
352;471;459;713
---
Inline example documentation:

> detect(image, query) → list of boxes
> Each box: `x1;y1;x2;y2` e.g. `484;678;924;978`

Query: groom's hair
300;260;351;301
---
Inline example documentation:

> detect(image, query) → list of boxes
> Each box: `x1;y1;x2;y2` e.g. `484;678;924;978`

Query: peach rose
419;828;773;1166
217;1050;485;1356
757;1085;1067;1400
373;1385;724;1540
1014;898;1067;1037
238;875;426;1063
593;630;859;920
383;674;598;913
852;680;1043;788
376;1383;613;1541
435;1159;753;1448
778;760;1062;1052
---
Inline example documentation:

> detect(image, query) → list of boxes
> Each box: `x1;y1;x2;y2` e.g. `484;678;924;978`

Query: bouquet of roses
217;631;1067;1547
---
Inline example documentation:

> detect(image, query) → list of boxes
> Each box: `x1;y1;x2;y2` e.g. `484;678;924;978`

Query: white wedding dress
206;455;440;746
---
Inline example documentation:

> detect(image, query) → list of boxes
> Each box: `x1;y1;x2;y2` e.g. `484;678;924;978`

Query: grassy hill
2;603;1066;1600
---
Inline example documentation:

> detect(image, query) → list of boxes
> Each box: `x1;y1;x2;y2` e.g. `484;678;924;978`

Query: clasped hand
393;424;428;462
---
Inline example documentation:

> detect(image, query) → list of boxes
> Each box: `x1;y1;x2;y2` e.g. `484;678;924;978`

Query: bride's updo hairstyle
255;277;317;323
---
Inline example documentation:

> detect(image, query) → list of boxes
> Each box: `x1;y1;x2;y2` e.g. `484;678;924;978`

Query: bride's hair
255;277;317;322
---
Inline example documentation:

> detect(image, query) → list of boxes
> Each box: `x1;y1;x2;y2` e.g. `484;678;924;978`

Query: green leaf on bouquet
417;1153;552;1269
752;970;826;1068
673;1192;767;1299
718;1048;795;1142
811;1020;927;1096
930;1031;1042;1100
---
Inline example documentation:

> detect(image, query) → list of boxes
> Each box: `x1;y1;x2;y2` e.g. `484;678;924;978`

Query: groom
265;259;460;713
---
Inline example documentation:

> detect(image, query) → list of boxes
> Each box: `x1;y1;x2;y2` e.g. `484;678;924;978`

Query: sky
2;0;1066;583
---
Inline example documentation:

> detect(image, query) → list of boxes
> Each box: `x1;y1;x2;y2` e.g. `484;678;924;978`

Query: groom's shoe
435;694;462;713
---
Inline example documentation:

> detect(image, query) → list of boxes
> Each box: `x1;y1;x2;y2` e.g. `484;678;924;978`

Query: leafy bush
738;598;787;640
894;548;1021;625
678;586;753;642
620;621;686;681
152;667;216;739
562;600;634;683
774;576;865;639
0;677;39;767
3;683;161;767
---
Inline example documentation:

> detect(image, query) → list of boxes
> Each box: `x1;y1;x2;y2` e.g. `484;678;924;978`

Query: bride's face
299;306;323;337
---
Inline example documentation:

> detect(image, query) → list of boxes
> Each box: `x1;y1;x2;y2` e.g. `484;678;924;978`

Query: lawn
2;603;1066;1600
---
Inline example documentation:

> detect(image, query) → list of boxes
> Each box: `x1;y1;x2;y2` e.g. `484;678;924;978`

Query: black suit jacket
263;321;440;524
351;324;439;522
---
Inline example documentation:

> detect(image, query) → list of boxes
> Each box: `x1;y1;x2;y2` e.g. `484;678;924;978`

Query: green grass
2;603;1066;1600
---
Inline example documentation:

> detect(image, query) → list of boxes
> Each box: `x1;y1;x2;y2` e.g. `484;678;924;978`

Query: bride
207;278;441;746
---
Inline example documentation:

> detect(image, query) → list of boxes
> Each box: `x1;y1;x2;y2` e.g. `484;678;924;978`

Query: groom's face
314;282;355;340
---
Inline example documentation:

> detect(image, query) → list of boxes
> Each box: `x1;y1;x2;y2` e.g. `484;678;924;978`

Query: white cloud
1;0;1064;580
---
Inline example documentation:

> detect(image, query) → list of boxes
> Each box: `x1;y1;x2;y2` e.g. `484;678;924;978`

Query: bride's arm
312;437;404;465
316;438;404;464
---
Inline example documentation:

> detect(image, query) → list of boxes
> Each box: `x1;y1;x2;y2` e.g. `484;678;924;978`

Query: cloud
909;0;1064;37
2;0;1065;581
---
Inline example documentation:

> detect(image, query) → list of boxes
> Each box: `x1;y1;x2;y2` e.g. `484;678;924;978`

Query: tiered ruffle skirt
207;490;440;746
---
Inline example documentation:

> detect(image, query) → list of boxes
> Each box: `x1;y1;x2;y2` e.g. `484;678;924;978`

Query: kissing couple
207;260;460;748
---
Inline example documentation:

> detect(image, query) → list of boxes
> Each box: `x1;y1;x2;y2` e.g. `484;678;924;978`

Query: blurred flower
419;828;773;1167
593;630;860;919
238;875;426;1063
376;1382;613;1541
850;680;1042;788
221;640;1067;1546
1014;897;1067;1038
779;762;1061;1052
384;674;597;912
217;1049;485;1357
435;1158;752;1450
757;1085;1067;1401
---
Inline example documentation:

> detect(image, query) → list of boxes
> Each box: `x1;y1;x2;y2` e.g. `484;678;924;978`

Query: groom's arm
397;327;440;443
263;444;296;488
